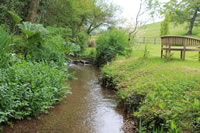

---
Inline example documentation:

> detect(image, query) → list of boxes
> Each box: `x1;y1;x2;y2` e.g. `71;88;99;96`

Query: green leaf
8;11;22;26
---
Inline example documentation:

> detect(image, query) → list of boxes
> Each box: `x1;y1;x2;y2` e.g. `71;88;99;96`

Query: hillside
137;22;200;38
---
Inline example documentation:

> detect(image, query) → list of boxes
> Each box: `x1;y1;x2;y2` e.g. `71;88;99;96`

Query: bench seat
162;48;200;51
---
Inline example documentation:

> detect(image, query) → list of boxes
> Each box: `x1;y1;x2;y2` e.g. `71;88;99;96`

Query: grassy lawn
136;44;200;61
101;44;200;132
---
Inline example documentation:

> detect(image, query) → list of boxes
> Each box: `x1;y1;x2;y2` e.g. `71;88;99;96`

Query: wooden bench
161;35;200;61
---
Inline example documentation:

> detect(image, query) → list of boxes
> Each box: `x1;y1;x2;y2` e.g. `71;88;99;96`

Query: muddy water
3;64;124;133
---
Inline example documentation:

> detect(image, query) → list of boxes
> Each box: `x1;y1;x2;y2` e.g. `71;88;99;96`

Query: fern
8;11;22;26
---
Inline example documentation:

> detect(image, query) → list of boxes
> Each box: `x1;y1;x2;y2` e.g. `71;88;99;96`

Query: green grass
137;22;200;38
137;44;200;61
101;44;200;132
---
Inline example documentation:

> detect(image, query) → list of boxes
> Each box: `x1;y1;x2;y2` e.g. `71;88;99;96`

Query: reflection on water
3;64;124;133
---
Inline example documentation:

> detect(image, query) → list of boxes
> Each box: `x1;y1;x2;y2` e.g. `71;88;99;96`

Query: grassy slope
101;44;200;131
137;22;200;38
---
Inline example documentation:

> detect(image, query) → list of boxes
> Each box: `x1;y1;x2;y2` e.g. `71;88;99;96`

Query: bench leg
183;51;186;60
165;50;168;58
199;52;200;61
161;49;163;58
169;50;171;54
167;49;171;58
180;51;183;59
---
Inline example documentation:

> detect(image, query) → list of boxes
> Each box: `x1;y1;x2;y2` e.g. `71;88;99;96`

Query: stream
3;64;124;133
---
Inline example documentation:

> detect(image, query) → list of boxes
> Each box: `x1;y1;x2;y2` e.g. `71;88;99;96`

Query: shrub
95;30;129;66
15;22;68;65
42;35;66;66
0;61;71;123
46;26;72;38
17;22;48;59
0;24;10;33
80;48;96;62
75;32;88;53
46;26;85;56
65;42;81;56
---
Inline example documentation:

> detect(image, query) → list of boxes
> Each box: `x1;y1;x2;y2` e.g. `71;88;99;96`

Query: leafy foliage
65;42;81;56
8;11;22;26
46;26;72;38
46;26;82;56
75;32;88;52
148;0;200;35
0;16;72;127
0;0;30;30
42;35;66;65
44;0;118;37
15;22;69;65
18;22;48;39
16;22;47;59
95;30;130;66
0;61;71;123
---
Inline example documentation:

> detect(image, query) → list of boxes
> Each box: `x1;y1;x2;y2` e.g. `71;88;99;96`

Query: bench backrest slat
161;35;200;47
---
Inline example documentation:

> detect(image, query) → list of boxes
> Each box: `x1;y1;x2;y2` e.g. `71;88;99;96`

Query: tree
26;0;40;23
0;0;50;28
0;0;119;38
166;0;200;35
44;0;119;37
0;0;31;29
125;0;147;44
160;15;170;36
86;0;119;35
44;0;92;38
148;0;200;35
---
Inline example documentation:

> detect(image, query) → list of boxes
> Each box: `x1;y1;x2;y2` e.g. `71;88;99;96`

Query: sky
111;0;168;24
112;0;144;21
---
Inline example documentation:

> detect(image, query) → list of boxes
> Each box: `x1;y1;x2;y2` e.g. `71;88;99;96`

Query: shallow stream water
3;64;124;133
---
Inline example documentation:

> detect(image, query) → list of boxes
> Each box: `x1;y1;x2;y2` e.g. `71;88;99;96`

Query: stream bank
3;64;125;133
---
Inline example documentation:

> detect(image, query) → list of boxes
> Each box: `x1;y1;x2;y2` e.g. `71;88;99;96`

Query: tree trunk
187;8;198;35
26;0;40;23
87;23;103;35
87;24;93;35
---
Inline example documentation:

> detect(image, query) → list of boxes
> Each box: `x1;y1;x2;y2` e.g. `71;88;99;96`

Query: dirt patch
123;115;137;133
